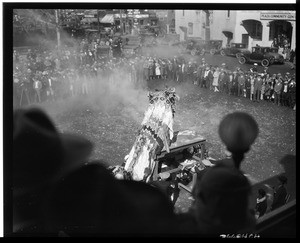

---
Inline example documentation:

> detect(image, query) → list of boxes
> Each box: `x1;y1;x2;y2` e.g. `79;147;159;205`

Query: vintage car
220;43;248;58
262;47;285;64
238;46;276;67
189;39;223;56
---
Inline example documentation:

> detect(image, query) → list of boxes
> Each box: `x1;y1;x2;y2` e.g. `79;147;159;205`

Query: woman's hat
13;108;93;192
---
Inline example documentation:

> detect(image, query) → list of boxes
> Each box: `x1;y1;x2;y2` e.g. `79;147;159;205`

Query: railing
255;200;296;237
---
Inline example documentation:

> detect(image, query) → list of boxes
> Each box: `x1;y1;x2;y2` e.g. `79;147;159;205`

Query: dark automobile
204;40;223;55
190;39;223;56
262;47;285;64
220;43;248;58
238;46;276;67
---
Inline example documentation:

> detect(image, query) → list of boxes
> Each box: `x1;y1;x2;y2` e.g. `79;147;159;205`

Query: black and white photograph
2;0;296;238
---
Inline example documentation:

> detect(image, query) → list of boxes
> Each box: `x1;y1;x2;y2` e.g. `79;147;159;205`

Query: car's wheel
238;56;246;65
236;53;241;59
210;49;216;55
191;49;197;56
261;59;270;67
220;50;226;56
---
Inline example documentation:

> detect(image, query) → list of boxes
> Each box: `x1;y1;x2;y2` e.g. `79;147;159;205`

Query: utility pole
119;9;124;35
55;9;61;48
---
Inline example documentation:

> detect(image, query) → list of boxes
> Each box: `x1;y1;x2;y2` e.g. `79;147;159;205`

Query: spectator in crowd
278;155;295;202
281;73;290;107
32;75;43;103
263;77;271;101
231;71;239;96
212;66;220;92
188;165;256;236
237;72;246;97
288;76;296;110
254;74;263;102
250;63;258;73
250;73;255;101
201;66;212;89
274;74;283;106
226;70;233;96
45;161;180;236
271;175;288;211
255;188;268;219
13;108;93;234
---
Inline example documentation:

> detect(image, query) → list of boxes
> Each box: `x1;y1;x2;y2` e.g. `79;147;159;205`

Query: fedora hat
13;108;93;192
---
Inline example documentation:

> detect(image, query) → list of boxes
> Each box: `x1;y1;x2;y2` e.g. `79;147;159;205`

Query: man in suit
271;175;288;211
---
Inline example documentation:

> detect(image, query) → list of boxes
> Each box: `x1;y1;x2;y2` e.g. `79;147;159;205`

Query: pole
55;9;61;49
120;9;123;35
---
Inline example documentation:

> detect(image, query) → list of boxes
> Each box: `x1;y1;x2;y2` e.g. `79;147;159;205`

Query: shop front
239;11;295;50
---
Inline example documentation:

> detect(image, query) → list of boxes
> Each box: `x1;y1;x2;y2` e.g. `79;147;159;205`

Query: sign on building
260;12;295;21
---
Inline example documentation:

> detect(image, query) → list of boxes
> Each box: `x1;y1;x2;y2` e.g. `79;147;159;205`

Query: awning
222;30;233;38
100;14;114;24
81;17;99;24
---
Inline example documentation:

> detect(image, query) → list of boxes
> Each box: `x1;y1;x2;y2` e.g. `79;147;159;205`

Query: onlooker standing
237;72;245;97
190;165;256;235
288;77;296;110
244;73;251;99
232;71;239;96
254;74;263;102
274;75;283;106
33;76;42;103
250;74;255;101
271;175;288;211
227;70;233;95
255;188;268;219
212;67;220;92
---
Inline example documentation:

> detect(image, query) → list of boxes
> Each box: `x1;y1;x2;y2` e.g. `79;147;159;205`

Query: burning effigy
112;87;180;182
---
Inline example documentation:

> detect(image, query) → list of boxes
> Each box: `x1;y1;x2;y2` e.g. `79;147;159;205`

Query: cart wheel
238;56;246;65
261;59;270;67
220;50;226;56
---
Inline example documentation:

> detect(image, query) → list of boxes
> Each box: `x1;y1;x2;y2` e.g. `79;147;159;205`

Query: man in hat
281;73;291;107
271;175;288;211
288;76;296;110
202;65;213;89
189;165;256;235
250;63;258;73
237;72;246;97
13;108;93;233
274;74;283;106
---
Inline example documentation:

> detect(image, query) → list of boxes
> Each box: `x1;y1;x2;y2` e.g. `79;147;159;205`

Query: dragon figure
112;87;180;182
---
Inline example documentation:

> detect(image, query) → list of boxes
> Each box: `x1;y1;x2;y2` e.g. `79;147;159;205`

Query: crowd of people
13;39;296;111
12;107;294;237
271;34;294;62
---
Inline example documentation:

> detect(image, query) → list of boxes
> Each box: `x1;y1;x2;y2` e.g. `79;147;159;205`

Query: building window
227;10;230;18
188;22;193;35
183;10;185;16
252;21;262;40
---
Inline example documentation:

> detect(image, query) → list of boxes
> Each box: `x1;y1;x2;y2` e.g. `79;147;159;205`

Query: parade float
111;86;214;192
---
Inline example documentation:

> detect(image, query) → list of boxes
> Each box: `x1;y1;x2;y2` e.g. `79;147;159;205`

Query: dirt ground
30;76;295;212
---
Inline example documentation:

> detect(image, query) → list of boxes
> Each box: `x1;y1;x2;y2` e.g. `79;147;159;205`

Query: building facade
210;10;296;50
175;10;209;41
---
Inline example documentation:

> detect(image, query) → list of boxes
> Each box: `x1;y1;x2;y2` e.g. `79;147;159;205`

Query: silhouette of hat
198;165;251;195
13;108;93;191
277;175;287;184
